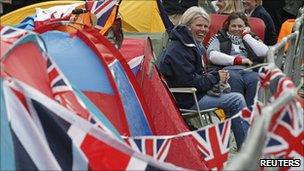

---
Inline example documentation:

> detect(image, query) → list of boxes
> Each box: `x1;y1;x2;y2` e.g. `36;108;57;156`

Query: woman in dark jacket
158;6;248;150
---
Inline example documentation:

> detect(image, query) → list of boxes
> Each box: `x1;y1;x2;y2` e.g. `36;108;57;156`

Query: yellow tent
1;0;166;32
0;1;83;26
119;0;166;32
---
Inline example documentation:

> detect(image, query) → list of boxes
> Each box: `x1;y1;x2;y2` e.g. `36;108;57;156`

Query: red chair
203;14;265;46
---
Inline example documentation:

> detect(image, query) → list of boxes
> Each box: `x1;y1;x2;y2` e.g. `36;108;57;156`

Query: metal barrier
267;32;299;78
225;9;304;170
225;87;298;170
267;12;304;89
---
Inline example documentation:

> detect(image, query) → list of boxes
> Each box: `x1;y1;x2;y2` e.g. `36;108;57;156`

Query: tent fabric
0;27;123;139
39;30;131;136
0;1;83;26
120;37;208;170
119;0;166;32
1;0;170;33
1;78;182;170
35;22;155;136
77;28;156;135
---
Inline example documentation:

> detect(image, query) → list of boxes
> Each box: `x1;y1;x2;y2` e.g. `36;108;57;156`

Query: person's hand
242;26;251;38
218;70;229;83
242;58;253;66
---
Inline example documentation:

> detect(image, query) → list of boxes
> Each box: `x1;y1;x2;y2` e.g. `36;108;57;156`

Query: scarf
226;32;242;45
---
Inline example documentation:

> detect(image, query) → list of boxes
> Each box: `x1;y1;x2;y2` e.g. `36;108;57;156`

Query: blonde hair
219;0;243;14
178;6;210;26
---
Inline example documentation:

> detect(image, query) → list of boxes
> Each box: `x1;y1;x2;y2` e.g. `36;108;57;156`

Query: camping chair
169;87;221;129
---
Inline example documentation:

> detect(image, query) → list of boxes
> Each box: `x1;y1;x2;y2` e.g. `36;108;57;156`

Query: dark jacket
162;0;198;15
251;5;277;45
283;0;304;16
158;26;220;109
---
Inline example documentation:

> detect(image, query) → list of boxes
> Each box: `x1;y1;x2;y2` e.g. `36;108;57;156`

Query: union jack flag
88;0;117;30
0;26;28;41
261;73;304;170
126;137;172;162
46;57;72;96
264;99;304;158
46;56;113;134
192;118;232;170
1;78;180;170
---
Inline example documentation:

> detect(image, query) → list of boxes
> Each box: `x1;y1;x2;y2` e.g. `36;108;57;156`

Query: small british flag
192;118;232;170
88;0;117;30
264;98;304;158
126;137;172;162
46;57;72;96
0;26;28;41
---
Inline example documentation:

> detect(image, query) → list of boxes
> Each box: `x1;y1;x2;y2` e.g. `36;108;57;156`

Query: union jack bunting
126;137;172;162
263;78;303;156
46;56;118;137
46;57;72;96
257;69;304;170
258;66;283;88
192;118;232;170
0;26;28;41
88;0;117;30
263;100;304;170
1;78;181;170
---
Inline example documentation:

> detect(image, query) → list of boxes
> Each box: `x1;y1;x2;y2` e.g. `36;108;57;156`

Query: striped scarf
226;32;242;45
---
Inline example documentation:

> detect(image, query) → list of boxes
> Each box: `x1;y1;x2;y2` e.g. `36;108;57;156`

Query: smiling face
189;17;210;42
228;17;246;37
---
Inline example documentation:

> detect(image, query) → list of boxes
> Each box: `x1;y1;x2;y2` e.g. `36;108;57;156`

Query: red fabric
233;55;243;65
77;28;156;133
2;43;53;98
242;32;250;38
81;134;130;170
120;38;146;62
121;38;208;170
84;91;130;135
35;23;131;136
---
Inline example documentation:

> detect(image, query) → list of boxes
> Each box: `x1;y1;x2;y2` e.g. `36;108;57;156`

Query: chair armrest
169;87;197;93
180;108;217;113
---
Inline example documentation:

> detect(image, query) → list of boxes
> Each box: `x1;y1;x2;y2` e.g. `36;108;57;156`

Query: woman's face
228;17;246;37
189;17;210;42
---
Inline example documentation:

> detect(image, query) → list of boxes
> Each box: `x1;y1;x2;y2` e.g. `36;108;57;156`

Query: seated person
158;6;248;150
207;12;269;109
243;0;277;45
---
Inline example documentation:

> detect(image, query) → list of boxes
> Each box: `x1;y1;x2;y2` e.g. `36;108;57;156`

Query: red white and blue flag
88;0;117;30
0;26;27;41
126;137;171;162
1;78;181;170
263;76;304;159
46;57;72;96
192;118;232;170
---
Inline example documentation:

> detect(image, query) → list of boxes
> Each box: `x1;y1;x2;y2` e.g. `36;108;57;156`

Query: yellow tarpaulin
119;0;165;32
0;1;83;26
1;0;166;33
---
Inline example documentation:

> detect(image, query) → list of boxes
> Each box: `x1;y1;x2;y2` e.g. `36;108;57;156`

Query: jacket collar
169;25;196;48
